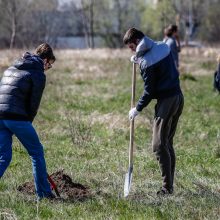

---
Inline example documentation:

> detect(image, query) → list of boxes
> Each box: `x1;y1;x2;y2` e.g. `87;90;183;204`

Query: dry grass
180;47;220;76
88;111;151;131
1;46;219;77
55;48;129;60
0;49;23;70
0;209;17;220
181;46;220;58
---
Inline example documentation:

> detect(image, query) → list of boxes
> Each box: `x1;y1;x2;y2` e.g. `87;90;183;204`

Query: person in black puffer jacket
0;43;56;200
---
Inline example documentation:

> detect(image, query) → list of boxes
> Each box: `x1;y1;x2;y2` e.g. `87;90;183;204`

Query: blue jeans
0;120;53;198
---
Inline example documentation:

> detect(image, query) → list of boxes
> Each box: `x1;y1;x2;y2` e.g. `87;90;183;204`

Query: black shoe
156;187;173;196
37;193;56;201
45;194;64;202
46;194;56;200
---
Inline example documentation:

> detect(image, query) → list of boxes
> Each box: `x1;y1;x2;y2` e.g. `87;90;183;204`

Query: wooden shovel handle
131;63;136;108
129;63;136;166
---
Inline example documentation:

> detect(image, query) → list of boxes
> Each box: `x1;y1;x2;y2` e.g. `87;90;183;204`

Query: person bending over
0;43;56;200
123;28;184;195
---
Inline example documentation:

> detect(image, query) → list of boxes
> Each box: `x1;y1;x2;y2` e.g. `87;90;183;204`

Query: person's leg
152;94;183;193
167;141;175;188
4;120;53;199
167;94;184;187
0;120;13;177
152;115;173;191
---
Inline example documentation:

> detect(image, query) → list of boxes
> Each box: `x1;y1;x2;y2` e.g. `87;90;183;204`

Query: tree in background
62;0;102;49
0;0;65;48
96;0;144;48
174;0;206;45
0;0;219;49
141;0;177;40
23;0;64;47
199;1;220;43
78;0;95;48
141;0;220;44
61;0;143;48
0;0;28;48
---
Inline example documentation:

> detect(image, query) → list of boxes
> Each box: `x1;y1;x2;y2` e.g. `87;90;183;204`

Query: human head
123;28;145;52
35;43;56;71
164;27;173;37
167;24;179;37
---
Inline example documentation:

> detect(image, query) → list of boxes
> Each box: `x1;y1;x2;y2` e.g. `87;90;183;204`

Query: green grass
1;49;220;219
200;60;216;71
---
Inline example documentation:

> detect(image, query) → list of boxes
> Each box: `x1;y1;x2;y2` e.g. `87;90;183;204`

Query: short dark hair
170;24;178;33
164;27;173;37
123;28;145;45
35;43;56;61
168;24;178;33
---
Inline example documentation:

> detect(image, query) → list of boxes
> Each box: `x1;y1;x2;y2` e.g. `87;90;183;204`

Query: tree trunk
10;13;16;49
89;0;94;48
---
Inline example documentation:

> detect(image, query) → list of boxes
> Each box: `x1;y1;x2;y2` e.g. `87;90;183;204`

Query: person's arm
136;67;156;112
28;72;46;122
175;34;181;53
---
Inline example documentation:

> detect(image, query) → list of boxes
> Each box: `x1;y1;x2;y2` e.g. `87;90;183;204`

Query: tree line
0;0;219;49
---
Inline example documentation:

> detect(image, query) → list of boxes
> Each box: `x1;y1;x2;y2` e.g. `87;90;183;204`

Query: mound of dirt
17;170;90;201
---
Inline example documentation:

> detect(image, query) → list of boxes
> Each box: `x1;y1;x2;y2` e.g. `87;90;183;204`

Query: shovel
47;173;61;197
124;62;136;197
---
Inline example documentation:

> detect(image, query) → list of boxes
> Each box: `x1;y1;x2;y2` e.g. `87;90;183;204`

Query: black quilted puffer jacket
0;52;46;122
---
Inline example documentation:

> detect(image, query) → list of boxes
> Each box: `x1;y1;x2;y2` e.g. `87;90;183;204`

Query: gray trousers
152;93;184;190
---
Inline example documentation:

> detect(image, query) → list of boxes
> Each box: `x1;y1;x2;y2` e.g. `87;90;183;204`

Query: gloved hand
129;107;139;120
130;55;138;64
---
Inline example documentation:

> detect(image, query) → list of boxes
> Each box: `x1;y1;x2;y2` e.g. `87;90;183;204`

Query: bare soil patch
17;170;90;201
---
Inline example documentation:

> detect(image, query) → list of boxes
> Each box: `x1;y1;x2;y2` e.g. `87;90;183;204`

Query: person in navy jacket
123;28;184;195
214;55;220;92
0;43;56;200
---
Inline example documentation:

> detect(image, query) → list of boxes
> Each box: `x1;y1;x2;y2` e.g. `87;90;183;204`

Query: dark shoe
156;187;173;196
45;194;56;200
37;193;56;201
44;194;64;202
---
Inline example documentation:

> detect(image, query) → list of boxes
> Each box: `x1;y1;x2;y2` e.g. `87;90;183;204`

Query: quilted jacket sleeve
28;71;46;121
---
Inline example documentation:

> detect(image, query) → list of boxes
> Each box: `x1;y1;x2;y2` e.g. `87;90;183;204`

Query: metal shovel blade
124;165;133;197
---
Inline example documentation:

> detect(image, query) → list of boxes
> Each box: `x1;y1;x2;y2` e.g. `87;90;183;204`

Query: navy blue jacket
0;52;46;121
135;36;182;112
214;63;220;92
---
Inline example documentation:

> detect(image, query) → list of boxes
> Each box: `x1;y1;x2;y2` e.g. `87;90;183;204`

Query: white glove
130;55;138;64
129;107;139;120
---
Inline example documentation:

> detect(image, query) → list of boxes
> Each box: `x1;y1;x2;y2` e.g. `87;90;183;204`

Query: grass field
0;47;220;220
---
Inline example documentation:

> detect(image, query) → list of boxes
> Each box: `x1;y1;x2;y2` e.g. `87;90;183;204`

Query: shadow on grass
125;192;164;206
192;181;220;200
